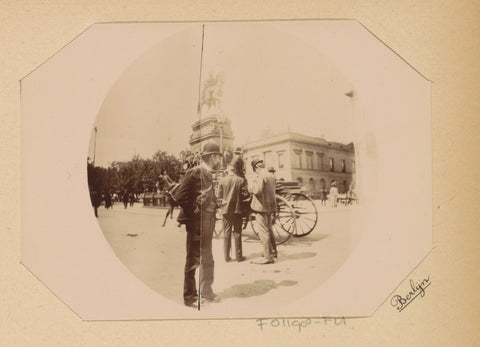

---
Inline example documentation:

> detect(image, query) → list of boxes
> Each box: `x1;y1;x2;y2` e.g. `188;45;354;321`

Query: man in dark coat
217;165;249;262
104;191;112;209
174;142;223;307
230;147;245;178
89;186;101;217
122;190;129;209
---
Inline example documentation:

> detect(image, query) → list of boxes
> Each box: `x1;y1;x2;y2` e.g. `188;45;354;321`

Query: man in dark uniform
174;142;223;307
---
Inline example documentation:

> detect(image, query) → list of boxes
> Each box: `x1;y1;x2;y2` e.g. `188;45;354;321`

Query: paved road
96;201;358;312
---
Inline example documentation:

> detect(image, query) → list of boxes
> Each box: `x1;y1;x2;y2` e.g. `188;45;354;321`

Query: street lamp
344;89;361;204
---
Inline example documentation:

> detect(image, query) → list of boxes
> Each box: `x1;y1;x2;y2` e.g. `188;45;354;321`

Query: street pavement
96;201;358;314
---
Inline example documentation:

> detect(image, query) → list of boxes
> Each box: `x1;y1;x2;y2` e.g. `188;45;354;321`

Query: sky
88;23;354;168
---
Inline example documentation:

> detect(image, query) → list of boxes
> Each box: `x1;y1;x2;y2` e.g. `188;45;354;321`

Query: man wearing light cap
174;141;223;307
249;159;277;264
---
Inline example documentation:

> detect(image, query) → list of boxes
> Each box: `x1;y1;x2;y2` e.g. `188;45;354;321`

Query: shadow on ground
285;233;330;246
242;232;329;247
218;279;298;299
274;251;317;262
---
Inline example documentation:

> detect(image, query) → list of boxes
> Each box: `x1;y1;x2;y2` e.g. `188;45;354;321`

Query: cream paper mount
21;20;431;320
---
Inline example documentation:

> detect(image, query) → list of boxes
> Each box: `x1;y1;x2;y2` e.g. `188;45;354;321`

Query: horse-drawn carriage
158;166;319;245
214;180;318;245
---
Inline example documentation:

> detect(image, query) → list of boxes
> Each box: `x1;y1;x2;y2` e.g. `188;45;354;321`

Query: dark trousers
184;211;215;304
223;214;243;260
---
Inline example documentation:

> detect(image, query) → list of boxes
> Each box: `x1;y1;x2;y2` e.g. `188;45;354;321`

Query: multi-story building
242;132;355;195
186;114;355;196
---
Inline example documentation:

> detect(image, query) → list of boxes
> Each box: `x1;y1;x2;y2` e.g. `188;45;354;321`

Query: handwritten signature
391;276;431;312
256;318;346;332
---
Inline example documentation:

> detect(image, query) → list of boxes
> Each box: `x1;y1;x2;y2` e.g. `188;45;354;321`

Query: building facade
243;132;355;195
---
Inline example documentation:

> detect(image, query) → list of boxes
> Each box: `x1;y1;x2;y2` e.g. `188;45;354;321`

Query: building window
297;177;303;184
294;149;302;169
264;151;273;167
329;158;334;172
341;159;346;173
278;151;285;168
306;151;313;169
317;153;324;170
352;160;355;172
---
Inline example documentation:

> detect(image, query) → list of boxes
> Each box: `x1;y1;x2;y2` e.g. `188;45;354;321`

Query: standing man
104;191;112;209
217;165;249;263
129;192;135;207
249;159;277;264
122;190;129;209
320;186;327;206
174;142;223;307
231;147;250;228
230;147;245;178
329;181;339;207
89;186;100;218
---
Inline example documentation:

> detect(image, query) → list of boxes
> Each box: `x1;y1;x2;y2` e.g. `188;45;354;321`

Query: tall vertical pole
197;24;205;311
197;25;205;118
345;90;360;203
220;123;224;168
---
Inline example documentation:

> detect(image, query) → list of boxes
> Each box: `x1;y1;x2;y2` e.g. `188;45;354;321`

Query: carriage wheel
250;195;296;245
286;193;318;237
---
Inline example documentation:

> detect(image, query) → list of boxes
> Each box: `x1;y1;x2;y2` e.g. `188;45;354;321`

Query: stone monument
189;72;234;156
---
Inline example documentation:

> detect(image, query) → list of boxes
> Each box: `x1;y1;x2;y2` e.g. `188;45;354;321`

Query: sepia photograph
87;22;359;311
21;20;432;320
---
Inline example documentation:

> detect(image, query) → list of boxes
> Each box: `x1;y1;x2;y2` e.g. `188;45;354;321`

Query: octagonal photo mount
21;20;431;320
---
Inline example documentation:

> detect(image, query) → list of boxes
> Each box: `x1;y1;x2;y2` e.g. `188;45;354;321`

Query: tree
88;150;185;197
152;150;183;184
87;161;121;199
